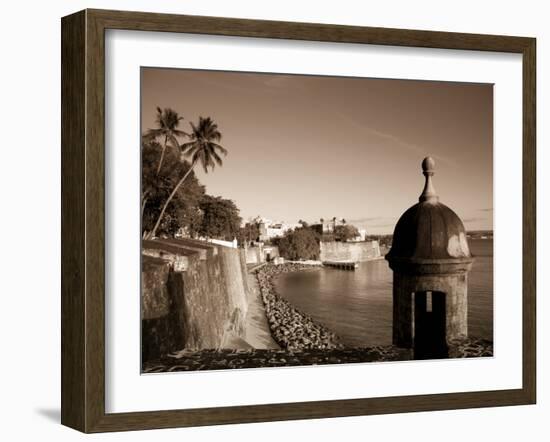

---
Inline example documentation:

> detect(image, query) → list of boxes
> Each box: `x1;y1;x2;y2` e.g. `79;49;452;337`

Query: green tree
334;224;360;242
142;108;189;216
198;195;241;240
237;222;260;245
147;116;227;239
277;227;320;261
144;107;189;175
141;139;205;238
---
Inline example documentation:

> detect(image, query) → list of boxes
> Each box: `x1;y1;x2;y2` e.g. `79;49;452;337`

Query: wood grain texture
61;10;86;431
85;9;107;432
61;8;537;433
90;8;533;52
522;38;536;402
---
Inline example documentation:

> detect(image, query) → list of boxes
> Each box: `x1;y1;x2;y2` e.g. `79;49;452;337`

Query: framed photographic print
61;9;536;433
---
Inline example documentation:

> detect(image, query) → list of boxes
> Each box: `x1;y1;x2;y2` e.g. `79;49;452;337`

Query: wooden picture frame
61;8;536;433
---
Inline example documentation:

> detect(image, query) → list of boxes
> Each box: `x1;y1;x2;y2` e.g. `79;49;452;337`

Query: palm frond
184;116;228;173
172;128;189;138
143;128;164;142
168;134;180;151
211;142;228;156
211;150;223;167
180;141;198;156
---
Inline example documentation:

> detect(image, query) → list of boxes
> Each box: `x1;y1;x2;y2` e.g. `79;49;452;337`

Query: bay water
273;239;493;347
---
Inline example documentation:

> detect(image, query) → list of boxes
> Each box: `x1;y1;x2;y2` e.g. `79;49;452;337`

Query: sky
141;68;493;235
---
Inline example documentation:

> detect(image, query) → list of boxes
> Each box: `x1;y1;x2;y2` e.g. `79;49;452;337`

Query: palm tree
181;117;227;173
145;107;189;175
142;108;189;221
146;116;227;239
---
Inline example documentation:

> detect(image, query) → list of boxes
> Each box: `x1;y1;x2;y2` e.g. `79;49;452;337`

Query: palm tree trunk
141;187;152;218
156;135;168;175
141;196;148;217
147;159;197;240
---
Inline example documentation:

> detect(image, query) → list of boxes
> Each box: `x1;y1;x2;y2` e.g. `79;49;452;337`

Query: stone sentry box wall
386;157;474;360
391;269;471;354
141;238;250;363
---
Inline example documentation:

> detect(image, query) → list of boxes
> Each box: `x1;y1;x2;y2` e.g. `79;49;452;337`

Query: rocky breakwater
254;263;343;351
448;337;493;358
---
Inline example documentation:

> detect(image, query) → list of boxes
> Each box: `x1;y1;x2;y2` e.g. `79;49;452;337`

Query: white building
252;216;300;241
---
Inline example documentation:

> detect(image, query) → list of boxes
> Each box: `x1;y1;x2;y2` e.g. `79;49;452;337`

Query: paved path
243;272;280;349
220;271;280;350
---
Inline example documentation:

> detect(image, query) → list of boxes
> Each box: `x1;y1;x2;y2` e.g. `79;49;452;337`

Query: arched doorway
413;291;448;359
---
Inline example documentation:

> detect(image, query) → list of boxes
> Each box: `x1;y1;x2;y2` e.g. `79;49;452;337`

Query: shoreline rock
448;337;493;358
254;263;343;351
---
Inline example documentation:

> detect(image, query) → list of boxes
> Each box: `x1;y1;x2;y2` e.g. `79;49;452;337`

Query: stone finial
419;156;439;203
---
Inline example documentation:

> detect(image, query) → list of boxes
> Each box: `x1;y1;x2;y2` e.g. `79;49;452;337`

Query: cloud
345;216;397;230
361;125;458;167
347;216;385;224
336;110;458;168
369;223;396;228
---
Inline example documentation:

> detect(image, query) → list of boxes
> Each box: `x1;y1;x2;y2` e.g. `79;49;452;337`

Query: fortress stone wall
244;244;280;264
141;238;250;362
320;240;381;262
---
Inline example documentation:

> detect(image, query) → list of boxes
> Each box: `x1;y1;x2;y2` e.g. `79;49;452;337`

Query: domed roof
386;157;472;262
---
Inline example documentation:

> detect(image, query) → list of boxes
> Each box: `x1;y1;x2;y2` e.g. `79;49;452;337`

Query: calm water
274;239;493;347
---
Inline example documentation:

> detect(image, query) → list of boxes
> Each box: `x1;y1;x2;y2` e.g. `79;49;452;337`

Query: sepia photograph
140;68;494;373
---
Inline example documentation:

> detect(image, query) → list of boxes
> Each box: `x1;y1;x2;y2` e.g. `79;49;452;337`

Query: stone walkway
243;272;281;349
220;270;280;350
143;347;411;373
143;338;493;373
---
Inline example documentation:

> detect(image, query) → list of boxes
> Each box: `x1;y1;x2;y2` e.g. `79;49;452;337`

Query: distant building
311;218;366;242
244;243;280;264
253;216;300;241
310;218;345;235
348;228;368;242
258;220;268;242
